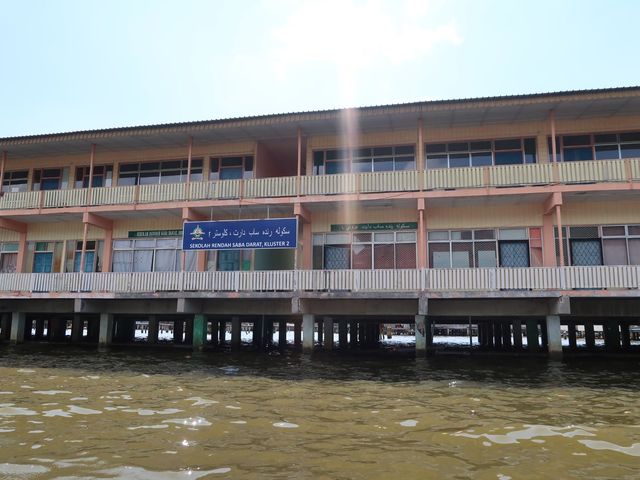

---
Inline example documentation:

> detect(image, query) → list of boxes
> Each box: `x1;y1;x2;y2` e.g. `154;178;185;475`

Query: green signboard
128;230;183;238
330;222;418;232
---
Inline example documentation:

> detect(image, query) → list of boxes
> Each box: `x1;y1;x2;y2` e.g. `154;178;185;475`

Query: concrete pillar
493;322;502;349
502;322;512;348
585;323;596;350
541;321;549;349
231;317;241;350
317;318;323;345
294;321;301;347
415;315;426;357
219;320;226;345
477;322;484;347
173;319;184;344
0;313;11;341
72;315;83;342
10;312;26;344
568;323;577;350
526;320;539;351
192;314;207;350
621;323;631;350
253;318;264;348
339;319;348;349
323;317;334;350
148;316;159;344
278;320;287;348
546;315;563;359
87;317;100;342
302;314;314;353
184;318;194;345
350;321;358;347
512;319;523;349
603;321;621;352
210;320;218;347
98;313;113;346
51;318;68;341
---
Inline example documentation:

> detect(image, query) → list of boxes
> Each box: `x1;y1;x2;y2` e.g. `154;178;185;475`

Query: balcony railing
1;159;639;211
0;266;638;295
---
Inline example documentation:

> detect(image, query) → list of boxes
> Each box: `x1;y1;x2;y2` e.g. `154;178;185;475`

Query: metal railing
0;266;638;294
1;158;639;210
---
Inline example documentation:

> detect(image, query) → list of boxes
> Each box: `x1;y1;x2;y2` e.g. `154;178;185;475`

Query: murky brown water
0;346;639;479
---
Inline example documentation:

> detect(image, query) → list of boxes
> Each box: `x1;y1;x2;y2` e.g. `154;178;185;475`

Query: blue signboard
182;218;298;251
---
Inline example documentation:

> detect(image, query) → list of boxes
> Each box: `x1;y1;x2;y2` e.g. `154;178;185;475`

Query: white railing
0;266;638;294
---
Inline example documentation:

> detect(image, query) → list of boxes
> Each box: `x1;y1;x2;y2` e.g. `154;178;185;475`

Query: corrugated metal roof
1;86;640;147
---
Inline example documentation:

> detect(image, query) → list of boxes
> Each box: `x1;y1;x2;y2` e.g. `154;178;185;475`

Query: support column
72;315;83;342
493;322;502;349
98;313;113;346
317;318;323;345
1;313;11;341
546;315;563;359
415;315;426;357
349;321;358;347
359;322;366;347
302;314;314;353
526;320;539;351
568;323;577;350
621;323;631;350
585;323;596;350
278;320;287;348
219;320;226;345
173;319;184;344
294;321;301;348
231;317;241;350
210;320;219;347
417;198;427;269
323;317;334;351
603;321;621;352
339;319;348;349
192;314;207;350
148;316;158;344
502;321;512;348
253;317;264;348
512;319;523;349
184;318;194;345
10;312;26;344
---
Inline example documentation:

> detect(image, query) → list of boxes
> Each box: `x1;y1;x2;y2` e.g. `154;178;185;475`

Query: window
313;231;416;269
210;156;253;180
425;138;536;169
549;132;640;162
428;228;538;268
2;170;28;192
313;145;415;175
0;243;18;273
112;238;196;272
32;168;62;191
73;241;97;272
118;159;202;186
75;165;113;188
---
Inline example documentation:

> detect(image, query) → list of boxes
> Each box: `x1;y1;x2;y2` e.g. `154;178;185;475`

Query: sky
1;0;639;137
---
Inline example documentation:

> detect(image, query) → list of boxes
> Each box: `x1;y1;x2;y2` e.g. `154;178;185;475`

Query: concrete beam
418;295;428;315
0;299;75;314
0;217;27;233
74;299;179;315
543;191;563;215
182;207;208;222
549;296;570;315
82;212;113;230
177;298;203;314
428;298;554;317
293;203;311;223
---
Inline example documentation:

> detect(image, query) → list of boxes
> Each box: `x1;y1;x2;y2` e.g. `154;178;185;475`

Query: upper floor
1;87;640;215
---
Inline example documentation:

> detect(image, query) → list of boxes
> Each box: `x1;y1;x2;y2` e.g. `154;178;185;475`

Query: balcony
1;159;639;211
0;266;638;296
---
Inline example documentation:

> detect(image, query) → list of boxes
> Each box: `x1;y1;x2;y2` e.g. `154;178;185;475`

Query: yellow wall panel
312;206;418;232
427;203;543;230
112;217;184;238
563;199;640;225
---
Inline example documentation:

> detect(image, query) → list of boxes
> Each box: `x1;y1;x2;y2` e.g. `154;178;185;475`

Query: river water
0;346;639;479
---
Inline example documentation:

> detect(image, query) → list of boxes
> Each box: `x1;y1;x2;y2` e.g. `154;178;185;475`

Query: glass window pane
373;157;394;172
429;243;450;268
425;144;446;154
220;167;243;180
312;234;325;246
563;147;593;162
451;243;472;267
603;238;628;265
217;250;240;271
474;229;495;240
394;157;415;170
324;246;350;269
620;143;640;159
570;239;602;266
372;147;392;156
374;233;393;243
157;238;178;248
595;145;620;160
396;232;416;242
395;145;415;155
428;231;449;241
395;243;416;269
313;151;324;166
113;240;132;249
352;159;371;173
471;152;492;167
112;251;133;272
352;244;372;269
221;157;242;167
499;228;527;240
139;172;160;184
449;154;470;168
470;141;491;150
628;238;640;265
620;132;640;142
374;244;394;269
325;161;347;174
353;233;371;243
628;226;640;236
325;233;350;244
563;135;591;146
133;250;153;272
495;151;523;165
475;242;497;267
570;226;599;238
448;143;468;152
426;155;448;169
594;133;618;144
602;226;625;237
494;139;521;150
451;230;472;240
154;250;178;271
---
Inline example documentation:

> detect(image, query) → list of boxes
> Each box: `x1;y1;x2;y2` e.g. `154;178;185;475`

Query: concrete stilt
621;323;631;350
546;315;563;359
231;317;241;350
603;321;621;352
148;316;159;344
294;321;301;347
302;314;314;353
541;321;549;350
173;320;184;344
323;317;334;350
87;317;100;342
184;318;194;345
219;320;226;345
72;315;83;342
568;323;577;350
0;313;11;341
317;319;323;345
192;314;207;350
502;322;512;348
415;315;426;357
98;313;114;346
253;318;263;348
526;320;539;351
349;321;358;347
339;319;348;349
278;320;287;348
210;320;218;347
493;322;503;349
585;323;596;350
512;320;523;349
10;312;26;344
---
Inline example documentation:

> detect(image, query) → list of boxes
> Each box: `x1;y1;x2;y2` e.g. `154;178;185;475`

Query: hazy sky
1;0;638;137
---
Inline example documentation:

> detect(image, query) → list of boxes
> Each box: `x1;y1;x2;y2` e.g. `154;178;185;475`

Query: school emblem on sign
190;225;205;241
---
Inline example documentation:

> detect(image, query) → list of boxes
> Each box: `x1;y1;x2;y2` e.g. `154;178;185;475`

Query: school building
1;86;640;356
